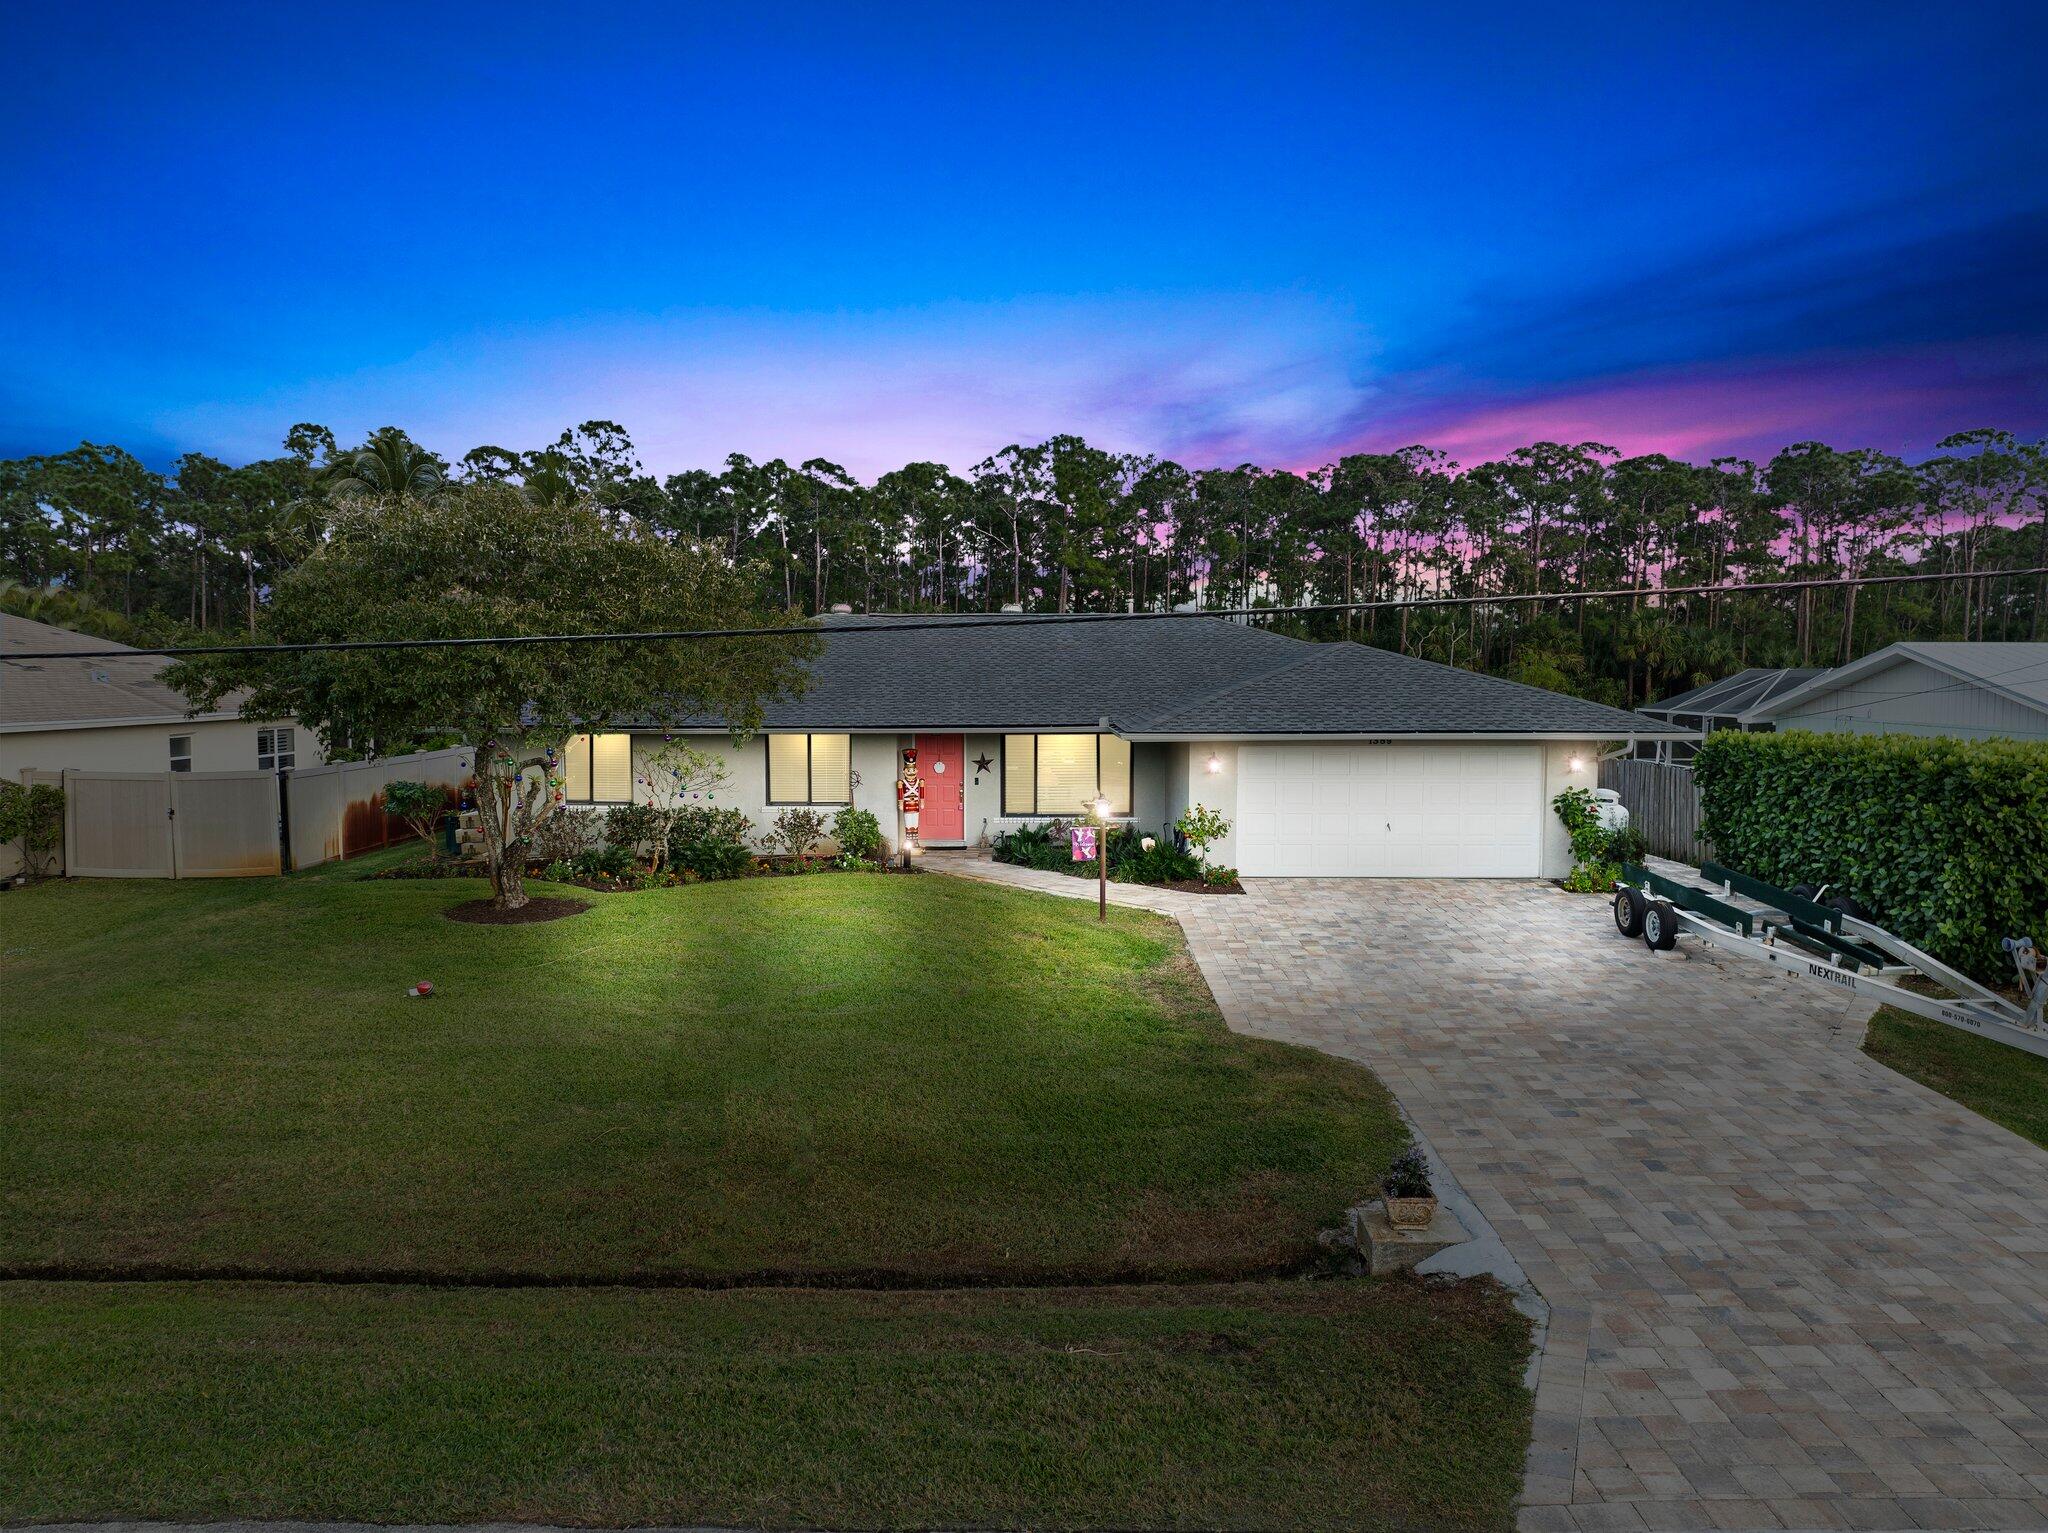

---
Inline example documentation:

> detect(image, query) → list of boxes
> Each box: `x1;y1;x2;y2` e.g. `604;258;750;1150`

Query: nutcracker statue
896;745;926;855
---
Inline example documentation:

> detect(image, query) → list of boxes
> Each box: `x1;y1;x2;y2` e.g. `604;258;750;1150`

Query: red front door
915;734;965;842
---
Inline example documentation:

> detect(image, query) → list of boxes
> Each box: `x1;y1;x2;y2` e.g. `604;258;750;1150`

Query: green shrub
994;820;1193;883
529;807;600;864
381;779;448;846
830;806;883;862
603;803;666;858
572;844;635;880
1551;786;1630;894
668;805;755;881
0;780;65;878
1696;729;2048;981
1174;804;1230;874
1116;840;1202;885
766;807;828;861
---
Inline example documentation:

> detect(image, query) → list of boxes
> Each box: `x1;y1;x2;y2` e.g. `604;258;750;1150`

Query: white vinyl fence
282;747;472;870
15;746;474;882
60;768;282;878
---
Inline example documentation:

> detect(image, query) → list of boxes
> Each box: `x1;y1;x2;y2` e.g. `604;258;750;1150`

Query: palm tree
321;428;450;506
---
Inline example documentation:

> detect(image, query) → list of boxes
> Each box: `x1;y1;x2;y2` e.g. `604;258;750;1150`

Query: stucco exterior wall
1772;657;2048;742
618;730;1166;857
585;730;1599;879
0;716;320;780
617;732;901;854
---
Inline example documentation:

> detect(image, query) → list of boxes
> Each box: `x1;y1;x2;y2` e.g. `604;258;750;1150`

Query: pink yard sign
1070;826;1096;862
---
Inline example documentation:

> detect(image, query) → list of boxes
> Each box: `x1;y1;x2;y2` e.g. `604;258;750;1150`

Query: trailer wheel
1613;887;1647;938
1825;893;1870;921
1643;899;1678;951
1790;883;1819;902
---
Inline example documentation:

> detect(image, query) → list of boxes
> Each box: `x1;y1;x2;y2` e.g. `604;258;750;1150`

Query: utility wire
4;564;2046;663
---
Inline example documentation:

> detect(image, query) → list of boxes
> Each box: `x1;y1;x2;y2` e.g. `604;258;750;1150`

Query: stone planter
1382;1193;1439;1229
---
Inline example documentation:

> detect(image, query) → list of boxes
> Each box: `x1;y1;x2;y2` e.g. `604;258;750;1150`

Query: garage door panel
1237;743;1542;878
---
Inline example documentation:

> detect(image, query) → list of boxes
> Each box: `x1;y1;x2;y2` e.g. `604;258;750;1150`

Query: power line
4;564;2045;663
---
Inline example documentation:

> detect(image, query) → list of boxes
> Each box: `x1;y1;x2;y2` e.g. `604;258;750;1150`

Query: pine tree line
3;421;2043;710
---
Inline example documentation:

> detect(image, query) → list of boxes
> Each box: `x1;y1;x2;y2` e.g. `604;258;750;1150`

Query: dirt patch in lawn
443;896;589;925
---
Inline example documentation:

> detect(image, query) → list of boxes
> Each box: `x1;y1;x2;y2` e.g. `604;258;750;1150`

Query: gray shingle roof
0;614;240;729
640;613;1681;739
1741;642;2048;722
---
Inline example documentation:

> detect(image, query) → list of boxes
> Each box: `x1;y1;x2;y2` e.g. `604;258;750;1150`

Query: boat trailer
1612;860;2048;1059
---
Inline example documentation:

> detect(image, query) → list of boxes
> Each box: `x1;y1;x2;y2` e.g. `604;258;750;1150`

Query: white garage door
1237;743;1544;877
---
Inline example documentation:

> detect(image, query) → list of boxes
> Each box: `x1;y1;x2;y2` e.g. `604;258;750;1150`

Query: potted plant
1380;1147;1438;1229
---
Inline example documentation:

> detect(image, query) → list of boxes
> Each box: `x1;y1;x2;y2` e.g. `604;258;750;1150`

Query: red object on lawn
412;981;434;998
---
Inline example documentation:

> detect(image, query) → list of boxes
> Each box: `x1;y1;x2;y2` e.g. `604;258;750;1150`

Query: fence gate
61;771;176;878
170;771;282;877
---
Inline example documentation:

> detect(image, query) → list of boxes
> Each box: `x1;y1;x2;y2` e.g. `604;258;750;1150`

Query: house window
766;733;851;805
562;733;634;802
257;726;295;771
1001;734;1132;816
169;734;192;773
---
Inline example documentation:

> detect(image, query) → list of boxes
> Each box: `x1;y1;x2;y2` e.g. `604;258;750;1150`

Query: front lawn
1;863;1531;1530
2;864;1398;1282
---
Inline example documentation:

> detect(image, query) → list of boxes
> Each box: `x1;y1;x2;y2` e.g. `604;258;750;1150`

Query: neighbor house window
766;733;851;805
169;734;192;773
1002;734;1132;816
562;733;634;802
256;727;295;771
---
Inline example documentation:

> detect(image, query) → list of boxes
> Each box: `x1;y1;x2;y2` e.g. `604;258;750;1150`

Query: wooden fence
1599;758;1708;865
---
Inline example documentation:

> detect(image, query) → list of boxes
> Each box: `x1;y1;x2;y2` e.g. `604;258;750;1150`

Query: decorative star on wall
971;753;993;777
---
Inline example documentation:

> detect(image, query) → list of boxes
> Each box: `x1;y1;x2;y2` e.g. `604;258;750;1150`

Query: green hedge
1695;729;2048;981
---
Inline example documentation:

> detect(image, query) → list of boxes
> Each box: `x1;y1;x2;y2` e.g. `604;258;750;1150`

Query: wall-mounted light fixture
1206;752;1222;774
1567;755;1586;773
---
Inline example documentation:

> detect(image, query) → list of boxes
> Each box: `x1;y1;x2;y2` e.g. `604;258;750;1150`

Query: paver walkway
930;854;2048;1533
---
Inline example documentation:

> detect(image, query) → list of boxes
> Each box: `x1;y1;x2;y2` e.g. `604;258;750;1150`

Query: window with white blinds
592;733;632;802
1001;734;1133;816
562;733;634;802
766;734;852;804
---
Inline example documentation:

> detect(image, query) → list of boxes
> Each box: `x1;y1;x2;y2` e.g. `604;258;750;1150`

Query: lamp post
1093;794;1111;921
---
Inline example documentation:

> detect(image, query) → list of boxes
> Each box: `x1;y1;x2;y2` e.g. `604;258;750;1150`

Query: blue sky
3;1;2044;476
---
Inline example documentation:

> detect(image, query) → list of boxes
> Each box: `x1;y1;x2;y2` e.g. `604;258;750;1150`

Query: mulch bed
1154;877;1244;895
443;896;589;925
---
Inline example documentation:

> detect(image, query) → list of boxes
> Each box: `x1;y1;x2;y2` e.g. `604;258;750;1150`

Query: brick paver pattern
930;854;2048;1533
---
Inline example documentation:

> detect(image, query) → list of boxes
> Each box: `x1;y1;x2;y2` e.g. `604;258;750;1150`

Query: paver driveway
933;857;2048;1533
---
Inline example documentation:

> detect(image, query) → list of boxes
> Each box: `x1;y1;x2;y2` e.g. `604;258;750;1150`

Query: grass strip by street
1865;1004;2048;1151
0;1276;1533;1533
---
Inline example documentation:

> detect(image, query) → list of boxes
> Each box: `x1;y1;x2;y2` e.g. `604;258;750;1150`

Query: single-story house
569;613;1684;879
1;612;321;875
1631;667;1825;761
1737;640;2048;743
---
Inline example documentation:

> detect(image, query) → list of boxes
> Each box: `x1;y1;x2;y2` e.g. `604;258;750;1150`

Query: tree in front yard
636;739;730;876
168;484;813;909
382;779;450;854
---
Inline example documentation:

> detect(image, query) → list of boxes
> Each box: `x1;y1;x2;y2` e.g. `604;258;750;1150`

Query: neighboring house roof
0;613;241;731
1739;641;2048;726
637;613;1685;739
1639;667;1825;723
